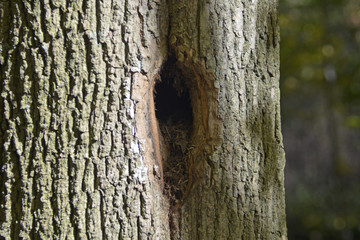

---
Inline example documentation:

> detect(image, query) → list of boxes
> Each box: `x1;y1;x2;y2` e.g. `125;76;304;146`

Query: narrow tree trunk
0;0;286;239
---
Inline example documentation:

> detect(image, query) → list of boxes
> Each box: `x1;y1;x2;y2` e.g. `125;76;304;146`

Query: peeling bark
0;0;286;239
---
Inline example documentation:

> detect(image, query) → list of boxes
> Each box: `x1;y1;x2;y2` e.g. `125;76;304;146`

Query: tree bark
0;0;286;239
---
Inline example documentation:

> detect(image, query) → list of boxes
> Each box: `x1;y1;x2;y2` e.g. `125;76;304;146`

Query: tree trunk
0;0;286;239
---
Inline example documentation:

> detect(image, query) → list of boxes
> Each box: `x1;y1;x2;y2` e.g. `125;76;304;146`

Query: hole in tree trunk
154;56;193;204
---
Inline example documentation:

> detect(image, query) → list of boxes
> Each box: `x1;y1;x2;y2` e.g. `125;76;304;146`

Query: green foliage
287;184;360;239
280;0;360;239
344;115;360;128
280;0;360;114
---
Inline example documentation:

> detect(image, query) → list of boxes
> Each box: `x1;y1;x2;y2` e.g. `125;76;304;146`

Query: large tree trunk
0;0;286;239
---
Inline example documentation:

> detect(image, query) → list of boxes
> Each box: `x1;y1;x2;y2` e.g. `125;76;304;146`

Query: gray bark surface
0;0;286;239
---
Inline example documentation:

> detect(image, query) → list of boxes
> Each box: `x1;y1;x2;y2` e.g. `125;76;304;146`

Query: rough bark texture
0;0;286;239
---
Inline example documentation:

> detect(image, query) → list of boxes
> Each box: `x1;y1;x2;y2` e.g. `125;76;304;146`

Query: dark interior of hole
154;57;193;202
155;58;193;124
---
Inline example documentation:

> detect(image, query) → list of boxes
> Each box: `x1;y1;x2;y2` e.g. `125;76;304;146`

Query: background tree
0;0;286;239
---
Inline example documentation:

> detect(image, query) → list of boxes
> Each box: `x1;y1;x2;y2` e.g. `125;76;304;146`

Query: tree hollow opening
155;57;193;204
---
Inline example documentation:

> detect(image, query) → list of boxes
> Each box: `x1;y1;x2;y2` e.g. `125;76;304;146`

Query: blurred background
279;0;360;239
